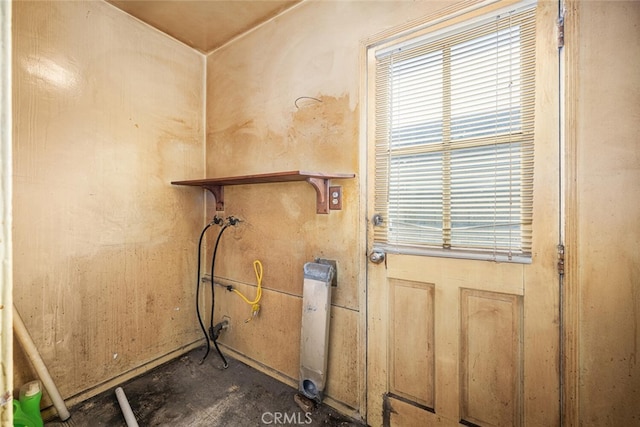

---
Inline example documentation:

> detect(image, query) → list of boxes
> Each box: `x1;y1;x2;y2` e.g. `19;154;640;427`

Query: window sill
373;243;532;264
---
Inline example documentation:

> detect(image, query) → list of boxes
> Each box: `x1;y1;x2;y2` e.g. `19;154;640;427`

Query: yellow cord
232;260;263;322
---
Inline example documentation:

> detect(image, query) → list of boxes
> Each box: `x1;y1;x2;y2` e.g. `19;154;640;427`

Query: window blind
374;3;536;261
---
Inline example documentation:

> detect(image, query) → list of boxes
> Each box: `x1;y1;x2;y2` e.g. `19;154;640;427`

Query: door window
373;3;537;262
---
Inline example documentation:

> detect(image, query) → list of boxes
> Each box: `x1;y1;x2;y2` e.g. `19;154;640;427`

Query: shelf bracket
306;177;330;214
203;185;224;211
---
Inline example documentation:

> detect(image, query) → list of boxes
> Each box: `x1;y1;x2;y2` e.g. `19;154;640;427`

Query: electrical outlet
329;186;342;210
222;315;231;331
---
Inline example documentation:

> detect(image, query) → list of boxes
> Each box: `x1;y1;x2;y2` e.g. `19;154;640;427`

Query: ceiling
107;0;302;53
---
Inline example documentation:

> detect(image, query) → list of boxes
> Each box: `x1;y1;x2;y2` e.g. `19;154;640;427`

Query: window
373;3;536;262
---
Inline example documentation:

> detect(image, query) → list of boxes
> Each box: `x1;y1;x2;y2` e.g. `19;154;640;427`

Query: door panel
374;255;527;426
365;2;560;425
460;289;523;426
389;279;435;408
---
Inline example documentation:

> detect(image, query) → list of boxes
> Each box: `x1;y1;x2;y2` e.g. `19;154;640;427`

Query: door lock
369;250;385;264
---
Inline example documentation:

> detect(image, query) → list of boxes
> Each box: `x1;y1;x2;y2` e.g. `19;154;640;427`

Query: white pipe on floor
115;387;139;427
13;304;71;421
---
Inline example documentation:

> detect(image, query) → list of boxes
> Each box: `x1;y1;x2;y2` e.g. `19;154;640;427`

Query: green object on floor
13;381;43;427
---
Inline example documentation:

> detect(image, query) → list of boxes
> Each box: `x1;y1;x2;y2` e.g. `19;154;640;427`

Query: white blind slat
374;3;536;259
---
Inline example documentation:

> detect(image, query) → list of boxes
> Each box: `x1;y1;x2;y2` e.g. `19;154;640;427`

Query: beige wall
10;0;640;423
567;0;640;424
12;0;205;406
207;0;640;420
205;0;450;413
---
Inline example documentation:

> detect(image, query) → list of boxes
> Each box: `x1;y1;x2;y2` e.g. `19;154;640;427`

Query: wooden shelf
171;170;355;214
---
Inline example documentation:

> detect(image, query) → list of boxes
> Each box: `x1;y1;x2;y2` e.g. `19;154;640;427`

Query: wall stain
287;94;359;172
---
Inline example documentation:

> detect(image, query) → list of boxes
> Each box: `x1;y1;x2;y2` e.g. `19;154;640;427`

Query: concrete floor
44;346;364;427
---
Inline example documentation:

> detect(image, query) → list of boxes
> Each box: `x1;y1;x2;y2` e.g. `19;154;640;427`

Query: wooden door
365;1;560;425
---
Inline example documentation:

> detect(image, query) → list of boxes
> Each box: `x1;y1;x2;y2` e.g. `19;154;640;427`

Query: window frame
370;0;537;264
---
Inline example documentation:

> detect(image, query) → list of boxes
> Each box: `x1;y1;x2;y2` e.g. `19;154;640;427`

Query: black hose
195;221;214;364
195;218;233;367
209;223;230;368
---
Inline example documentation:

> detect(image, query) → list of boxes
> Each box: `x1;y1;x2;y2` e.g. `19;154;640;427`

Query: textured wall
12;0;205;405
12;0;639;423
571;1;640;424
205;0;451;413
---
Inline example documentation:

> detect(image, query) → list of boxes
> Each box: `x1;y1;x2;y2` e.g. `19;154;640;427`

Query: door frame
0;0;13;423
358;0;563;424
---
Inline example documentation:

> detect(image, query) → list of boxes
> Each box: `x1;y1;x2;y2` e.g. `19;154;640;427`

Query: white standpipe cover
299;262;334;402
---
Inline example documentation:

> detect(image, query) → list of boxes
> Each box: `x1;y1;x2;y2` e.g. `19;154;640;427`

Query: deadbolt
372;214;383;226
